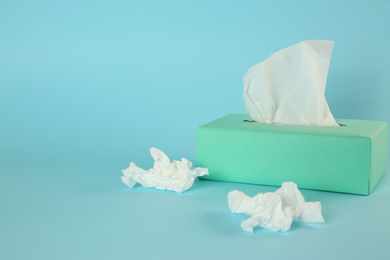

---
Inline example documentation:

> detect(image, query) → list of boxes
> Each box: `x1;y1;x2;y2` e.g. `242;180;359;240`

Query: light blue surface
1;1;389;259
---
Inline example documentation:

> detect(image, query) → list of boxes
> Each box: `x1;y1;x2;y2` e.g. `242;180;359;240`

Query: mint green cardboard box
196;114;389;195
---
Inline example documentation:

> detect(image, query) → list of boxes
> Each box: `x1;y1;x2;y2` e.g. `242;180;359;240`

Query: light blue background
1;1;389;259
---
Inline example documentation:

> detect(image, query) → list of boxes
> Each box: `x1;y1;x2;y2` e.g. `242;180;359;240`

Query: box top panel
199;114;388;139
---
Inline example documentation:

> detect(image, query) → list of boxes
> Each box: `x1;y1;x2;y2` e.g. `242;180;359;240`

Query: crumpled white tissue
228;182;324;233
243;40;338;126
121;148;209;193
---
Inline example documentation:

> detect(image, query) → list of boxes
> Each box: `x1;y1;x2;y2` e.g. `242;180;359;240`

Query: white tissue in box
243;40;338;126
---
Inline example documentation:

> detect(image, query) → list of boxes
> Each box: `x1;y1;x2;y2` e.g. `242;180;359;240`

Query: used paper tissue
122;148;208;193
228;182;324;233
243;40;338;126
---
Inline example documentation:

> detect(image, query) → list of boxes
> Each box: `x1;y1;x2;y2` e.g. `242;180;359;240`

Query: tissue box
196;114;389;195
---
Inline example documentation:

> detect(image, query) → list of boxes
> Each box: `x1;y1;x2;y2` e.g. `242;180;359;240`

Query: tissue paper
122;148;209;193
243;40;338;126
228;182;324;233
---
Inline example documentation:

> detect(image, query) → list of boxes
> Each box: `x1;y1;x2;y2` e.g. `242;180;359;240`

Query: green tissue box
196;114;389;195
